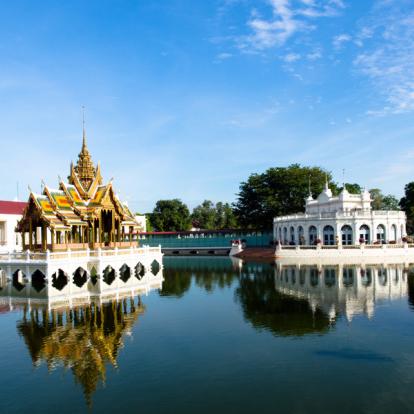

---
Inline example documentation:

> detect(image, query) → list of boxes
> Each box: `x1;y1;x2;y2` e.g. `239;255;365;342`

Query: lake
1;256;414;414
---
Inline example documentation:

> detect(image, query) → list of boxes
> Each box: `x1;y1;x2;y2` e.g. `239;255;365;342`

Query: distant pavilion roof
0;200;27;215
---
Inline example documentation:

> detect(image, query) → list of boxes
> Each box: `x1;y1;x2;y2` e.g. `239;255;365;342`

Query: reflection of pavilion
0;283;161;406
275;260;409;321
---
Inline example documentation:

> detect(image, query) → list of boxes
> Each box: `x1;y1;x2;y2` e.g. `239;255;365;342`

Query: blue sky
0;0;413;212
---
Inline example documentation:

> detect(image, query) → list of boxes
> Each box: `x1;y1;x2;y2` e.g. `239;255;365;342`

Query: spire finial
82;105;87;149
325;173;329;191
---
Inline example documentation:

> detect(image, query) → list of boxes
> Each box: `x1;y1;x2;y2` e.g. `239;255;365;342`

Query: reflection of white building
0;200;26;252
275;261;408;321
273;183;407;246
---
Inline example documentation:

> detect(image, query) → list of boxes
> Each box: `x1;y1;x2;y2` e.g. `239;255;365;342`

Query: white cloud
354;7;414;114
238;0;345;51
332;33;351;49
306;48;323;60
216;52;233;60
283;52;301;62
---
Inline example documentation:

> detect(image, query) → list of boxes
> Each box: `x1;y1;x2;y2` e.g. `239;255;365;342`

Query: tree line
142;164;414;234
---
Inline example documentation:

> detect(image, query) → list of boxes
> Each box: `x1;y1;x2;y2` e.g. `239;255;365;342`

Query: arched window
290;267;296;284
290;226;295;244
12;269;26;291
343;267;354;287
323;225;335;245
361;268;372;287
299;268;306;285
391;224;397;242
324;268;336;287
359;225;370;243
341;225;353;245
73;267;88;288
283;227;288;244
309;226;317;245
0;269;6;290
151;260;161;276
310;268;319;287
376;224;386;243
298;226;304;245
103;265;116;285
390;267;399;285
51;269;68;291
32;269;46;292
378;268;387;286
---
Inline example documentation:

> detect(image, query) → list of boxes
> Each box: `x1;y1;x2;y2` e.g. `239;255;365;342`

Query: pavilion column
29;218;33;250
51;229;55;248
65;231;69;249
99;214;103;244
91;222;95;245
118;221;121;243
111;211;115;244
41;223;47;251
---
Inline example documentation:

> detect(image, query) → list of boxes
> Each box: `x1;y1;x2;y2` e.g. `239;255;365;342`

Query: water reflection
275;262;410;321
160;257;240;297
235;268;332;336
0;283;161;406
161;258;332;336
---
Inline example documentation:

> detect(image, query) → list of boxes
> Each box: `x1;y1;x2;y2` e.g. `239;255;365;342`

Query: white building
273;183;407;246
0;200;26;252
135;215;147;233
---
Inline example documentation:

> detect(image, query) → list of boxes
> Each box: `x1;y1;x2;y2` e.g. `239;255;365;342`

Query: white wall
0;214;22;252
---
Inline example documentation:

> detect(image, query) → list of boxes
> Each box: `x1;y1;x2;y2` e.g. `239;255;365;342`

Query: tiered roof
17;130;140;232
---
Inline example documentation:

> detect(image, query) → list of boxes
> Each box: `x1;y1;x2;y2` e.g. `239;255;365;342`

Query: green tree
370;189;400;211
400;182;414;234
149;199;191;231
145;215;153;232
233;164;335;229
381;195;400;210
336;183;362;194
191;200;216;229
191;200;238;230
215;202;238;229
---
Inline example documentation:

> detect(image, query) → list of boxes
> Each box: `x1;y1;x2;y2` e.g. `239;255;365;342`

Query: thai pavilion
16;131;143;251
273;181;407;246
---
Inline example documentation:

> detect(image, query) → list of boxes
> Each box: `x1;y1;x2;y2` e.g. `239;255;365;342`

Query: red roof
0;200;27;215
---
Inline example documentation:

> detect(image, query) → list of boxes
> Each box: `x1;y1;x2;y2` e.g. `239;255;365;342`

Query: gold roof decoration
68;128;103;198
16;129;140;241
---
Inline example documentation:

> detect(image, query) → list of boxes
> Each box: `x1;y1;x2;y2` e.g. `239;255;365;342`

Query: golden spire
73;107;96;190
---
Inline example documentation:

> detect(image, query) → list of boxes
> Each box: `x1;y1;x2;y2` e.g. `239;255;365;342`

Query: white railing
274;210;405;222
0;245;162;263
276;243;414;251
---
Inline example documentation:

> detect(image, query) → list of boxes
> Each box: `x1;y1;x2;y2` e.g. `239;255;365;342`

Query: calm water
1;257;414;413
